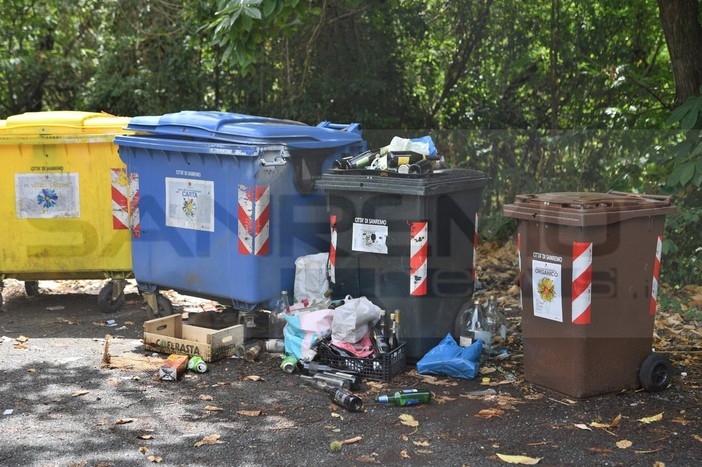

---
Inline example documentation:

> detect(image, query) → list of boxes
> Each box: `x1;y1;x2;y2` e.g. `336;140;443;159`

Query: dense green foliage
1;0;700;284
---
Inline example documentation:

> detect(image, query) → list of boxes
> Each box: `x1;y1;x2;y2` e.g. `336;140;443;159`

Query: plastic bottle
375;389;432;406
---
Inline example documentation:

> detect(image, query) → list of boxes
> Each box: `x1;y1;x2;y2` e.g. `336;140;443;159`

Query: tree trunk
657;0;702;104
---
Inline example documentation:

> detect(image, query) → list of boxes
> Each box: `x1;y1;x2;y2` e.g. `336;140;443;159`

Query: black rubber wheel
24;281;40;296
98;283;126;313
639;353;673;392
147;295;175;319
0;293;3;310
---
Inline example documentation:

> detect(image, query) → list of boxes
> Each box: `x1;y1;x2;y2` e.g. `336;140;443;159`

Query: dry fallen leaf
339;435;363;445
115;418;134;425
415;374;458;386
415;449;433;454
147;455;163;463
638;413;664;424
609;414;622;428
27;368;36;373
139;446;148;453
237;410;262;417
242;375;264;381
205;405;224;412
692;434;702;443
616;439;633;449
15;335;29;343
194;434;224;447
13;344;28;350
475;408;504;419
432;394;456;404
71;391;89;397
355;455;381;464
199;394;214;401
138;434;155;440
496;453;542;464
413;439;431;447
399;414;419;428
400;449;411;459
635;448;663;454
574;423;592;431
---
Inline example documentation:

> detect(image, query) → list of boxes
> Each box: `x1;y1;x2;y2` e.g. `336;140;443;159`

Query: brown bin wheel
98;283;126;313
24;281;40;296
639;353;673;392
147;295;175;319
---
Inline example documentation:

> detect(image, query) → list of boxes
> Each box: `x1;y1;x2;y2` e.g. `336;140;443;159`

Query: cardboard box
159;354;189;381
144;314;244;362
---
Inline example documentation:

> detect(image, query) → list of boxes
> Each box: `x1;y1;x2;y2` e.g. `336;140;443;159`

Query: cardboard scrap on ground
100;338;163;372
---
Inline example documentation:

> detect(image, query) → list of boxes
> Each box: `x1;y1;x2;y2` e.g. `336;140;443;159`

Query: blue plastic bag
416;333;482;380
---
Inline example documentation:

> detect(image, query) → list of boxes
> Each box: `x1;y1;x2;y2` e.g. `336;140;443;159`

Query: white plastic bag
331;296;382;344
294;252;329;301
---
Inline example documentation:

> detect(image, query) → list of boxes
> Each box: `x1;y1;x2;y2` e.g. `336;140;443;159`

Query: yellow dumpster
0;111;134;312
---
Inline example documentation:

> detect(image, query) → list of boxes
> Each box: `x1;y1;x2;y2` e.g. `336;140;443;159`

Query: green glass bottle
374;389;432;406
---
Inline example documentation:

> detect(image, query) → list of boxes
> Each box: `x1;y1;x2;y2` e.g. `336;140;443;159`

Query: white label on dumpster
352;218;388;254
532;260;563;322
165;177;215;232
15;173;80;218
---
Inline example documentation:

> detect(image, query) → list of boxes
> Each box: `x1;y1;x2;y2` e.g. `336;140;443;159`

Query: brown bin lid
503;190;676;226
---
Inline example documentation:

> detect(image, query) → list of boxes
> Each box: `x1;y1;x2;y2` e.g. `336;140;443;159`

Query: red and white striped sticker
571;242;593;324
472;213;479;281
111;168;129;230
329;214;337;283
650;235;663;315
128;172;140;238
238;185;270;256
410;221;428;296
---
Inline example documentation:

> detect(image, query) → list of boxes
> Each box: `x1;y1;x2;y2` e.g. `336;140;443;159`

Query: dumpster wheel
146;295;175;319
24;281;40;297
639;353;673;392
98;282;126;313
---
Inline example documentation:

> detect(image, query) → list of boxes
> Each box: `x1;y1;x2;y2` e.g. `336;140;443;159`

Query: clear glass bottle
270;290;291;339
373;310;391;354
459;299;491;357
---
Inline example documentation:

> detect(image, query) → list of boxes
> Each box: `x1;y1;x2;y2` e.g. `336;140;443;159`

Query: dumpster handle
316;121;361;134
259;146;290;167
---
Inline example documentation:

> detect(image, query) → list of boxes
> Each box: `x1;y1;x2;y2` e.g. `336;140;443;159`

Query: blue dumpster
115;111;364;315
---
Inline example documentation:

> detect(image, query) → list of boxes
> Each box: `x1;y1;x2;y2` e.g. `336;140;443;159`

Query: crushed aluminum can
188;356;208;373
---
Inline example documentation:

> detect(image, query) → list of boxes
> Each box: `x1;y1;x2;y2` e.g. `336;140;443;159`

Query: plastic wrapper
416;333;482;380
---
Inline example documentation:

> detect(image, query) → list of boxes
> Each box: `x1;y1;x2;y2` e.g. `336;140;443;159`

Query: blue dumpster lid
125;111;362;149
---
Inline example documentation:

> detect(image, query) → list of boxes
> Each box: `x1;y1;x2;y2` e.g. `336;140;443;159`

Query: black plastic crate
318;342;407;382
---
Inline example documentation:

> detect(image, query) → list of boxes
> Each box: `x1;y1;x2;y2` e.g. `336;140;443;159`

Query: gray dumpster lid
503;191;676;226
315;169;487;196
125;111;362;149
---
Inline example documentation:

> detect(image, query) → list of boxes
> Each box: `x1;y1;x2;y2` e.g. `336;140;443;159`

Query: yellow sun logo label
537;277;556;302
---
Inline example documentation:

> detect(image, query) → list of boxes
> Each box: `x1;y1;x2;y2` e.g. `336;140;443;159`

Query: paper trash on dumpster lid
416;333;482;380
294;252;329;301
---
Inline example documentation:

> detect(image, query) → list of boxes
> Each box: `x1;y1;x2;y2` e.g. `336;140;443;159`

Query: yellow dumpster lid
0;111;131;135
